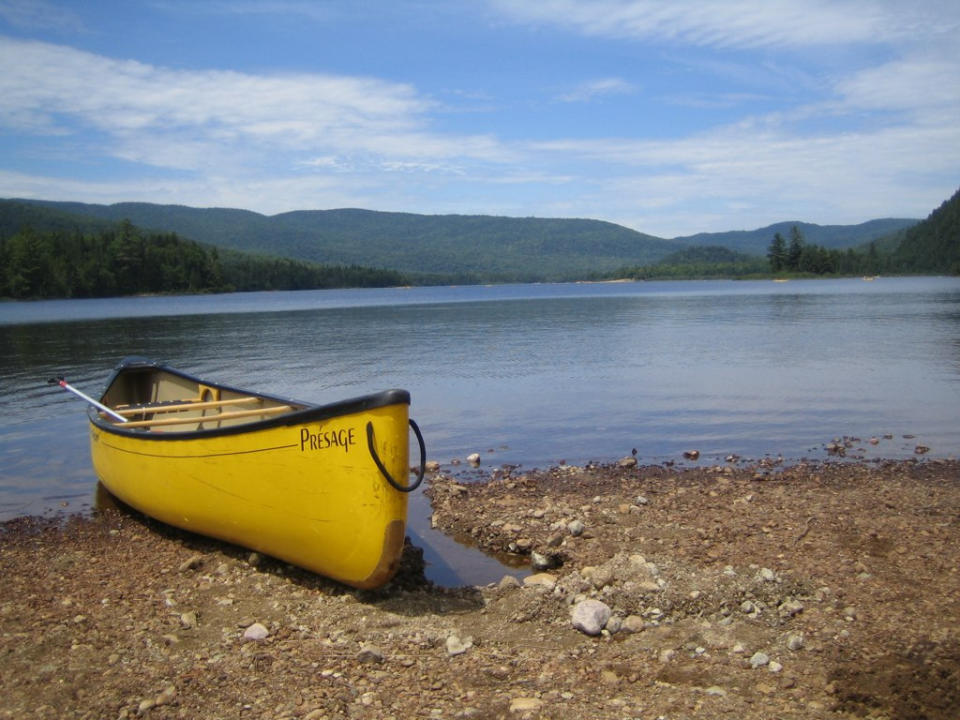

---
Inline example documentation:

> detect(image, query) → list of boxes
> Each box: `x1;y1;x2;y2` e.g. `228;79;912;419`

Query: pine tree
767;232;787;272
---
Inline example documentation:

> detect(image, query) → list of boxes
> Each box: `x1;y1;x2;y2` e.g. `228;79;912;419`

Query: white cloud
491;0;958;48
833;56;960;118
489;0;956;49
558;78;636;103
0;36;510;172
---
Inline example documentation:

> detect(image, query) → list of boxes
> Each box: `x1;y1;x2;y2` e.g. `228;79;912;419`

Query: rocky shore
2;458;958;719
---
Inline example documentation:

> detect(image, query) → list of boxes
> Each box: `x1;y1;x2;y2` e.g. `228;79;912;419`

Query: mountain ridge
3;198;920;281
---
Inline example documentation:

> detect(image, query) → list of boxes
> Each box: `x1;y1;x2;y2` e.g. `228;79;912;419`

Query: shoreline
2;457;958;719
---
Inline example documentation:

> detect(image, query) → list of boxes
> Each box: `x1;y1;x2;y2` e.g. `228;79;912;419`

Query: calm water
3;277;959;583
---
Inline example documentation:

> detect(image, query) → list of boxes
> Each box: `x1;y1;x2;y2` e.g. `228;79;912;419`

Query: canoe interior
99;363;307;433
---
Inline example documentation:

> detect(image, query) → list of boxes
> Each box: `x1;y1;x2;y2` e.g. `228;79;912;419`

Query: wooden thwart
112;404;295;429
116;397;260;416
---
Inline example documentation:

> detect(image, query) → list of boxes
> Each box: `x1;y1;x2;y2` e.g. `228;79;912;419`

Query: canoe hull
88;359;415;589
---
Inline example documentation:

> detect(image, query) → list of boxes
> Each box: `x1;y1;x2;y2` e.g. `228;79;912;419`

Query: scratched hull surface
88;358;417;589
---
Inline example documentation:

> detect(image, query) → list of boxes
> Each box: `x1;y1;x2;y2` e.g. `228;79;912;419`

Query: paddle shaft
49;377;129;423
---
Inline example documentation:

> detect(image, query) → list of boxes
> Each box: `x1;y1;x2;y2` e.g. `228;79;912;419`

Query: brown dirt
1;458;958;719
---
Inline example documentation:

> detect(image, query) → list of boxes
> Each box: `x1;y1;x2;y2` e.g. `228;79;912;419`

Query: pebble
179;611;198;629
243;622;269;641
530;551;559;571
571;599;612;636
567;520;585;537
178;554;203;572
498;575;522;591
759;567;776;582
446;634;473;656
787;633;805;651
749;651;770;669
509;697;543;713
778;599;804;617
523;573;557;590
357;644;384;664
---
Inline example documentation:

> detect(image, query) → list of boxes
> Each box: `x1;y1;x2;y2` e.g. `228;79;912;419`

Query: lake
2;276;959;584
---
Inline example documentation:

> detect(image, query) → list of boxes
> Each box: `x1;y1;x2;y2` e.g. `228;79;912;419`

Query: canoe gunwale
88;357;411;442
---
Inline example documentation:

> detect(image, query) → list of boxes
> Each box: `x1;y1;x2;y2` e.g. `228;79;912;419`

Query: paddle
48;376;129;423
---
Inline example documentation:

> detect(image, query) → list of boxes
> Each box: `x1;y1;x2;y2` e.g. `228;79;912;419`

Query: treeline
767;226;884;275
0;221;406;300
613;246;767;280
890;186;960;274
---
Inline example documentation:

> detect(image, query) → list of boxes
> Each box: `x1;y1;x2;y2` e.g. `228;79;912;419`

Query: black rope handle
366;419;425;493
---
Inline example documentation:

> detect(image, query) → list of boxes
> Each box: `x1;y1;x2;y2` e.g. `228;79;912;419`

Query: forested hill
0;205;406;299
10;200;680;281
891;187;960;274
673;218;918;256
4;195;953;283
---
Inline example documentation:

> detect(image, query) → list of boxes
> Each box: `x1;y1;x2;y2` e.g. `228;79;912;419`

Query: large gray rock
571;599;612;636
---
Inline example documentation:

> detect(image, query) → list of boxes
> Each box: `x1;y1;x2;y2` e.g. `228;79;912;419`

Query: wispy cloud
557;78;636;103
0;36;510;173
0;0;86;33
489;0;947;49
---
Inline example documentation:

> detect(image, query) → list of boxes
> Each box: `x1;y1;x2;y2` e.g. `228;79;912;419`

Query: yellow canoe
88;357;425;589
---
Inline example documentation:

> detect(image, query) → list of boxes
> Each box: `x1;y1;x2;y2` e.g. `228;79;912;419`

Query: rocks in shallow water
618;456;637;468
571;599;612;636
467;453;481;465
683;450;701;460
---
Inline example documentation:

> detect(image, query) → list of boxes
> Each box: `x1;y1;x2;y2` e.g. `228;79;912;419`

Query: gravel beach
2;458;958;719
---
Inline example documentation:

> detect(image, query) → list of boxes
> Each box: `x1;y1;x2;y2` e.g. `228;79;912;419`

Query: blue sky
1;1;958;237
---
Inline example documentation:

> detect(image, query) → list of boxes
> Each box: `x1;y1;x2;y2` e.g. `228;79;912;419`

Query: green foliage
615;246;767;279
675;218;919;256
0;222;406;300
891;187;960;274
8;201;680;281
767;233;786;272
766;225;889;276
3;188;956;289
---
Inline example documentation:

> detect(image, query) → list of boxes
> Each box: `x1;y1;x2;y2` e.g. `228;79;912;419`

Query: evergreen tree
768;232;787;272
786;226;804;271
